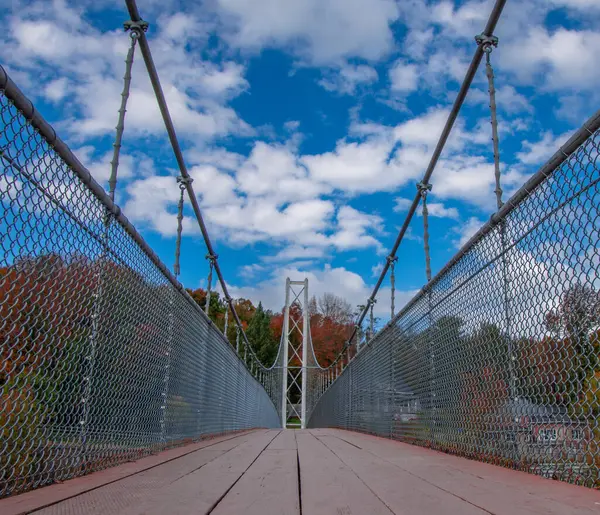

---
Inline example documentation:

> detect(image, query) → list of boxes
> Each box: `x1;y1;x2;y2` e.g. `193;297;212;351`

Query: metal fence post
159;286;174;446
428;288;435;447
79;208;111;472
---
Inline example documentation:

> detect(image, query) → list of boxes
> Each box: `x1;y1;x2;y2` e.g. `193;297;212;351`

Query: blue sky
1;0;599;321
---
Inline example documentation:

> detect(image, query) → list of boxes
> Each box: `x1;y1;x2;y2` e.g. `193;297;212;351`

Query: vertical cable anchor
417;181;433;282
205;253;218;315
367;298;376;343
476;33;503;210
173;176;192;276
108;19;148;201
387;254;398;319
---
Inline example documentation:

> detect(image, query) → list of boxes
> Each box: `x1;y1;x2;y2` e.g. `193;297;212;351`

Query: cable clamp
475;33;498;53
124;20;149;38
176;175;193;190
416;181;432;197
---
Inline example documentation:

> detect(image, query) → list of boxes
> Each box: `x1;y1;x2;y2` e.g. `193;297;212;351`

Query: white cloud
190;165;238;207
392;108;450;147
123;138;386;252
304;108;458;194
123;175;197;236
393;197;458;219
319;64;378;95
283;120;301;132
453;216;485;248
303;137;406;194
550;0;600;9
430;0;489;37
228;263;417;321
76;146;156;187
468;85;533;115
516;131;573;165
328;206;383;251
402;27;434;60
418;48;471;88
236;142;328;202
425;202;460;219
239;263;266;279
204;198;334;245
501;27;600;92
215;0;400;64
6;10;251;142
432;155;528;209
389;60;419;93
393;197;413;213
44;77;69;102
262;246;328;263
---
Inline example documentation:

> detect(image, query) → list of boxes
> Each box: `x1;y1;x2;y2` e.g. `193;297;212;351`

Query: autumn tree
186;288;226;327
309;293;354;367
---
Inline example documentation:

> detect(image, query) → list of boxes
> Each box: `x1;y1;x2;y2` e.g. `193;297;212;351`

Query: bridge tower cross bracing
281;278;309;428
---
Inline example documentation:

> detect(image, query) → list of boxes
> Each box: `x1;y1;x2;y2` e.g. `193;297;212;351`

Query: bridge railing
308;110;600;487
0;68;280;498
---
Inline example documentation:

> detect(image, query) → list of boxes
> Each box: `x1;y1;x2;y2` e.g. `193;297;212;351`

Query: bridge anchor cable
476;33;503;209
108;20;147;201
174;176;192;276
417;181;433;283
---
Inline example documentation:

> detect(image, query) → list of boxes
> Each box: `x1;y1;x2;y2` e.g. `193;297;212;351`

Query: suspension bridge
1;0;600;513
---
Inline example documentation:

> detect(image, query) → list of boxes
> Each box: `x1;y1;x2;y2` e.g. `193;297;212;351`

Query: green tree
246;302;278;367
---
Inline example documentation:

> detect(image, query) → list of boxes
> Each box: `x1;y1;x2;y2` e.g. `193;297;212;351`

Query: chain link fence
0;73;280;498
309;113;600;488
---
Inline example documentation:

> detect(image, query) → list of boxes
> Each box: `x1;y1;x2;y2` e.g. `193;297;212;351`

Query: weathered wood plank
314;433;487;515
323;429;600;515
267;429;298;450
0;430;262;515
296;430;393;515
120;430;280;515
34;432;263;515
211;449;299;515
7;427;600;515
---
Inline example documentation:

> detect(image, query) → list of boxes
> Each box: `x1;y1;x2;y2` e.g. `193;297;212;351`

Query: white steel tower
281;278;309;428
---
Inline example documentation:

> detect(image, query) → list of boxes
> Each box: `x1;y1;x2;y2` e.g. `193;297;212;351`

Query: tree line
185;288;355;368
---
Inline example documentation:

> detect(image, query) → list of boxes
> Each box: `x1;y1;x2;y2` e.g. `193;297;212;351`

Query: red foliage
309;314;353;367
0;255;97;381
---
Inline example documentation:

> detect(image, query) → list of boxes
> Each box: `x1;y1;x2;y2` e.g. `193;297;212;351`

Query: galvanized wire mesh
309;116;600;487
0;83;280;498
305;332;329;421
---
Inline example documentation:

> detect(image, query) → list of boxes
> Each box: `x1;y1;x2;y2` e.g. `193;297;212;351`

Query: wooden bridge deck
2;429;600;515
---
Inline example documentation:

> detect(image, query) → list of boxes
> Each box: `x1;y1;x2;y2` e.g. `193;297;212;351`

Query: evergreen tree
246;302;279;367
